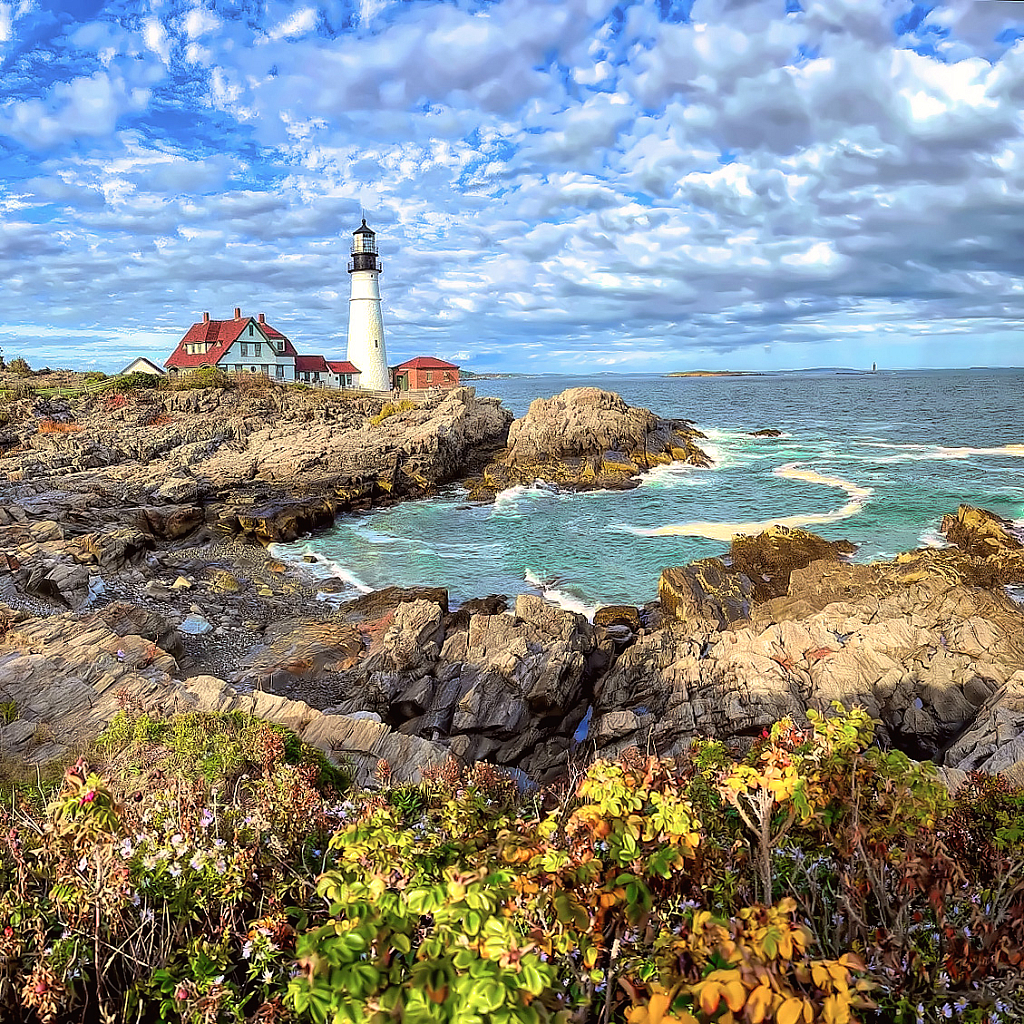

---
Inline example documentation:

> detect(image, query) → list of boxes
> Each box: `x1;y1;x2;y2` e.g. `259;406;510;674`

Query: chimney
202;311;210;323
258;313;265;324
234;307;241;320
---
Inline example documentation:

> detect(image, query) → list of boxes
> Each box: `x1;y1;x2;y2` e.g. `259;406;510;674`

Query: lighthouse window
374;340;379;348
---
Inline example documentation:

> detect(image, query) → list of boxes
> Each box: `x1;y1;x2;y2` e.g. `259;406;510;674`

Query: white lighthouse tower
346;219;389;391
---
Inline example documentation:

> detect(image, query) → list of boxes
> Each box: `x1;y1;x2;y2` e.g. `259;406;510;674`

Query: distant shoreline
665;370;765;377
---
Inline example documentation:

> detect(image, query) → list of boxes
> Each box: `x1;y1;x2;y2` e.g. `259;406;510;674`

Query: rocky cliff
1;374;1022;792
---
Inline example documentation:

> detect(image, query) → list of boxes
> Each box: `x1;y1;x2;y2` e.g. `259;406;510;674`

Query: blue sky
3;0;1024;373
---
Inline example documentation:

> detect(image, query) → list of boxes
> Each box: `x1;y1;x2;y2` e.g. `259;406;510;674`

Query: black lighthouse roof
354;218;375;235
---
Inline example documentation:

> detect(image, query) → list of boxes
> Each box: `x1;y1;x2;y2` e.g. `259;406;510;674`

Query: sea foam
629;462;874;541
524;569;599;621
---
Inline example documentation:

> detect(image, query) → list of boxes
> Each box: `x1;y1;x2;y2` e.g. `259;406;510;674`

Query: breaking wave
524;569;599;620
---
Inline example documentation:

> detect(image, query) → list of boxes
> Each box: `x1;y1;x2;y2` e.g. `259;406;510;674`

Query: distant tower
346;219;389;391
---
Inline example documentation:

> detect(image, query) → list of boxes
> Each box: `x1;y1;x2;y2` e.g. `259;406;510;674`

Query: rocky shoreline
1;373;1023;790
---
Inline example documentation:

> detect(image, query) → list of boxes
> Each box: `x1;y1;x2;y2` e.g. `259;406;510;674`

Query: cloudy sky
3;0;1024;373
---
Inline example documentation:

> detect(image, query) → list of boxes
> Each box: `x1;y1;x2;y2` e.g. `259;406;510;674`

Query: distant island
666;370;765;377
459;370;532;380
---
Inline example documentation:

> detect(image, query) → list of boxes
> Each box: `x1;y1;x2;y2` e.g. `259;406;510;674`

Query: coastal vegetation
0;703;1021;1024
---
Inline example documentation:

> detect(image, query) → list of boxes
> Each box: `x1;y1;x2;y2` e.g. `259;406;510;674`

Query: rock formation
473;387;710;494
2;372;1023;792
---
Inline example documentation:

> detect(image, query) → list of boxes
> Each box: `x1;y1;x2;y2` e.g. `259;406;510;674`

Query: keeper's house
164;309;362;389
393;356;460;391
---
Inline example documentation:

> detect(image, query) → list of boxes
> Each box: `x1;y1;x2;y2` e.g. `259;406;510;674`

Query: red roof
165;314;297;369
295;354;330;373
326;360;360;374
396;356;459;370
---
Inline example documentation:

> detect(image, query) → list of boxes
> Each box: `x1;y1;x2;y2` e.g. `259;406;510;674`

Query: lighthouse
346;219;390;391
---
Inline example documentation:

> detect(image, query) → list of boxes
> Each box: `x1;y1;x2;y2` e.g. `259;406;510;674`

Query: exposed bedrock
472;387;710;495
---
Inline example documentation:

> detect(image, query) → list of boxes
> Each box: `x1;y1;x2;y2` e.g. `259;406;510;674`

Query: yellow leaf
822;994;850;1024
777;998;803;1024
811;963;831;989
838;952;866;972
645;990;671;1024
722;979;746;1012
802;998;814;1023
697;982;722;1017
746;985;772;1024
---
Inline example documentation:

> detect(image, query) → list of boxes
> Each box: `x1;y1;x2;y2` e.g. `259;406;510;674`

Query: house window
303;372;309;381
255;344;261;356
276;365;284;378
444;372;452;381
248;324;254;336
426;371;433;383
241;343;248;356
235;364;242;372
250;366;257;373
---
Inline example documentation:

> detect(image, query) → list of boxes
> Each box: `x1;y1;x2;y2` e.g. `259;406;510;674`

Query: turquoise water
272;369;1024;612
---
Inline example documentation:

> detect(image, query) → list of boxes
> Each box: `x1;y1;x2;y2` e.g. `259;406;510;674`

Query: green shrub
109;370;162;393
165;367;234;390
7;355;31;376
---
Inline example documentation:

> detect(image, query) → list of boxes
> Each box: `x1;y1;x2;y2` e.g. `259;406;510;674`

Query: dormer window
248;324;254;336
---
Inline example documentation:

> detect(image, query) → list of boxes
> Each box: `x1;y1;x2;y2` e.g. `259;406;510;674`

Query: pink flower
79;790;96;805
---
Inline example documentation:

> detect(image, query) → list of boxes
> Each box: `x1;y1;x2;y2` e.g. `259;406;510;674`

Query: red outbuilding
393;356;460;391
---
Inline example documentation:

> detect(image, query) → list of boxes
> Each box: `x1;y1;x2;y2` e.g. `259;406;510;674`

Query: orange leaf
722;979;746;1012
697;982;722;1017
745;985;771;1024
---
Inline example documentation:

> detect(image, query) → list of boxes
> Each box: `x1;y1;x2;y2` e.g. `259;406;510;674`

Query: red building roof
326;360;360;374
295;354;330;373
164;313;296;370
395;356;459;370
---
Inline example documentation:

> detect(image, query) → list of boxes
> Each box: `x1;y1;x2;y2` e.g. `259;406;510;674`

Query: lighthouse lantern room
346;219;389;391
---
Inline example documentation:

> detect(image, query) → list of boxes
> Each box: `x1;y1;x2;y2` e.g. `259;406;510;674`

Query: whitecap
269;543;375;594
524;569;598;620
918;527;951;549
348;524;400;545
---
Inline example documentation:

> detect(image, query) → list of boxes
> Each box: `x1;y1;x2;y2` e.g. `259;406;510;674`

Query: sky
3;0;1024;374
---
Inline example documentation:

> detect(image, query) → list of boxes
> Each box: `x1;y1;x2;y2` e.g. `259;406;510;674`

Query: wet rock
750;428;782;437
338;585;450;622
593;605;642;632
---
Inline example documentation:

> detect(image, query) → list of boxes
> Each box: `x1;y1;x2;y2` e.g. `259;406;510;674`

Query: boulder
941;504;1024;557
232;618;364;689
943;671;1024;784
729;526;856;603
477;388;709;493
593;605;642;632
659;559;753;629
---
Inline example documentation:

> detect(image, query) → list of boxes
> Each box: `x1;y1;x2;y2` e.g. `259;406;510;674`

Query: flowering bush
0;704;1021;1023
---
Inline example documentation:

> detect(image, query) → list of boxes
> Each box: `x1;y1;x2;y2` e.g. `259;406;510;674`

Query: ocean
270;369;1024;615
